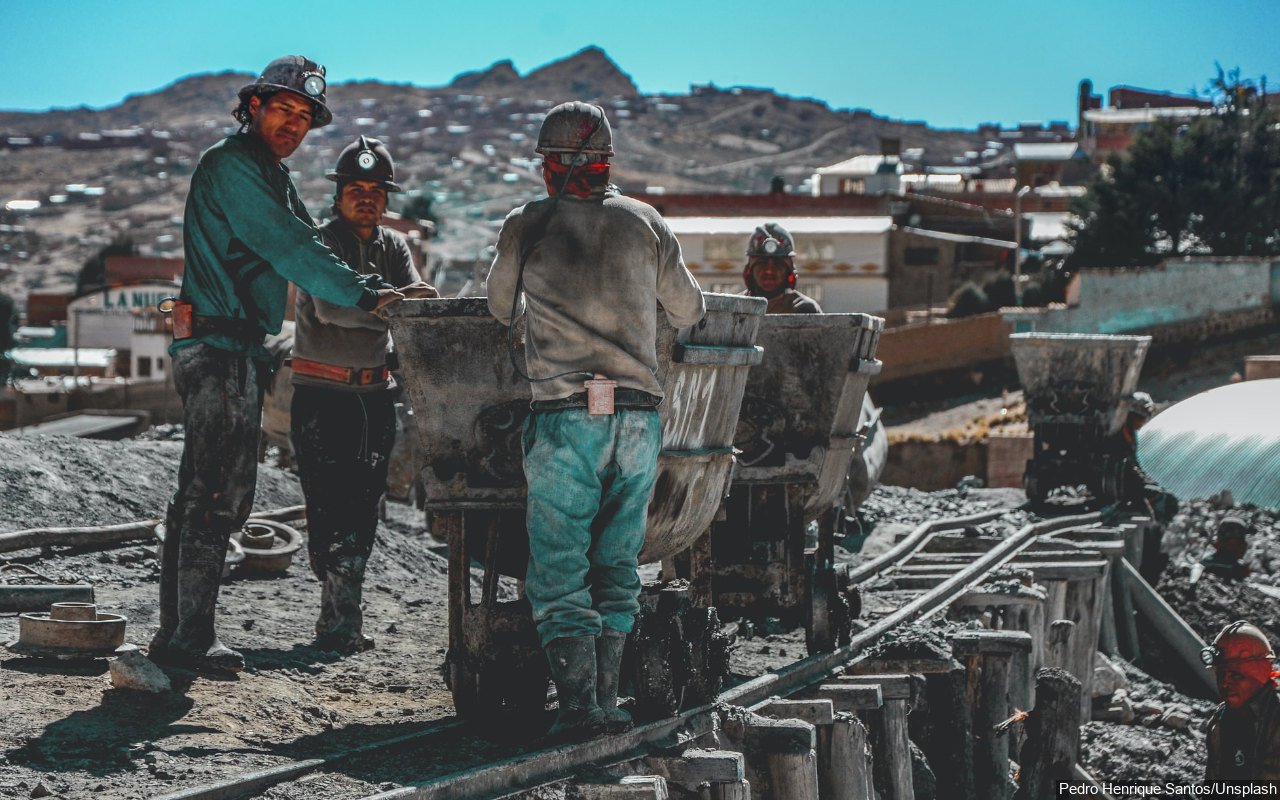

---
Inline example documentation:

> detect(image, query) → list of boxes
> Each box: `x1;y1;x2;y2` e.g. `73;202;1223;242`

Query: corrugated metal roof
1137;379;1280;508
665;216;894;235
8;347;117;368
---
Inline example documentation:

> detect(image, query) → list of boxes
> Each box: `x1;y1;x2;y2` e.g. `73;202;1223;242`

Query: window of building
136;356;152;378
905;247;940;266
838;178;866;195
157;357;165;372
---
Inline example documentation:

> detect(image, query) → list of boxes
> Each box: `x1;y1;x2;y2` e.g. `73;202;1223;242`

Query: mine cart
1011;332;1152;505
671;312;884;655
384;294;764;718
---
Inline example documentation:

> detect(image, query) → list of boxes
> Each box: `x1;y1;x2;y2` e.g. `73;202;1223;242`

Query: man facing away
741;222;821;314
486;101;705;741
291;135;436;655
1203;620;1280;783
150;56;421;675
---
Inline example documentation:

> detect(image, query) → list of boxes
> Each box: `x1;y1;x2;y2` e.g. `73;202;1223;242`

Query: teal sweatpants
522;408;661;648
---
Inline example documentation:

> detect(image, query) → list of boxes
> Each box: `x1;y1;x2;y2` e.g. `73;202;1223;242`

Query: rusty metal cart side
677;312;884;655
1010;333;1152;505
384;294;765;718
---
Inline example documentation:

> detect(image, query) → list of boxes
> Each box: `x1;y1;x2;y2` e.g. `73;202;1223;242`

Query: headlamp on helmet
1201;620;1277;667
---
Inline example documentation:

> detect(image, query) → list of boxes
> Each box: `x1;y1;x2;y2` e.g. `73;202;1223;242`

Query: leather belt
178;315;264;341
530;389;661;412
290;356;390;386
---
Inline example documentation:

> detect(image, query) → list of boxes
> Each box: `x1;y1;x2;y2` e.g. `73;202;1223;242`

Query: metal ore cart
384;294;765;717
669;312;884;654
1011;332;1152;505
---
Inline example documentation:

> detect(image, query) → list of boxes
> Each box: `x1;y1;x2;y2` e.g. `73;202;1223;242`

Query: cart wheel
1023;463;1043;504
446;650;481;718
806;564;853;656
629;606;685;718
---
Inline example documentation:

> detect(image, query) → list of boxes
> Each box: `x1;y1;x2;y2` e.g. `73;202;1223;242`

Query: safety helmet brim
325;171;402;192
238;84;333;128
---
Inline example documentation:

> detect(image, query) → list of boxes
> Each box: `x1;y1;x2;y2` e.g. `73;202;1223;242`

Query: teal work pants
522;408;661;648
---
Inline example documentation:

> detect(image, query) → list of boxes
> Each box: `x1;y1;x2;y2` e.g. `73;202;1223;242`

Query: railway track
153;506;1131;800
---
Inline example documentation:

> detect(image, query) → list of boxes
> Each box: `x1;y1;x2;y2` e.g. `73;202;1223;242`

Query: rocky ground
1;430;1277;798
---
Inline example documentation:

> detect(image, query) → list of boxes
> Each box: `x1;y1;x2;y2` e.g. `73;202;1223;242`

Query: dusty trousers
522;408;660;648
154;343;265;656
290;385;396;640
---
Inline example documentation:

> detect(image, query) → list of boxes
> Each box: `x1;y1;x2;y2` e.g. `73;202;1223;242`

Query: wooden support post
648;750;745;798
1114;522;1144;661
1013;668;1082;800
923;659;975;800
951;587;1046;720
578;775;670;799
952;632;1032;800
742;716;820;800
1045;620;1074;672
837;674;913;800
806;683;880;797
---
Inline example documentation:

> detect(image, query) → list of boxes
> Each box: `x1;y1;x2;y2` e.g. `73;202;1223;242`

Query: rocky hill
0;46;995;305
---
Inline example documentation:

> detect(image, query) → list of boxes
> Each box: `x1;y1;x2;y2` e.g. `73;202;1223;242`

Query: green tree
76;233;138;296
1067;68;1280;269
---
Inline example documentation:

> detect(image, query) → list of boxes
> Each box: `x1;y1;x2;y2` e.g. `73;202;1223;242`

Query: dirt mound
0;434;304;532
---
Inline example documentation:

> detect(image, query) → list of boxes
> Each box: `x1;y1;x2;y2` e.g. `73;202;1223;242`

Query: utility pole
1014;185;1032;306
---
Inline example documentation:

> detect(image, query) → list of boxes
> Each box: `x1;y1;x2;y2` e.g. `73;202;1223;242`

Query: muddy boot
154;537;244;674
596;628;633;734
544;635;604;743
314;570;374;655
149;502;183;653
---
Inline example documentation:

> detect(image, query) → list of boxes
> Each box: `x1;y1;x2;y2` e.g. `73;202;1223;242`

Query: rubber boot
149;502;182;655
314;570;374;655
544;635;605;743
152;536;244;674
596;628;633;734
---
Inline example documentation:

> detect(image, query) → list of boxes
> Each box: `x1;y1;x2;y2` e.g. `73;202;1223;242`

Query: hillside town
2;45;1280;800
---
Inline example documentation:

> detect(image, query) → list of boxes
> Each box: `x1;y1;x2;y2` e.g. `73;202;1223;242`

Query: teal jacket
174;132;383;361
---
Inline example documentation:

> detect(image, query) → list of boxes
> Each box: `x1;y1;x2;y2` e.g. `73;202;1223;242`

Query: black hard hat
536;101;613;158
238;55;333;128
747;222;797;258
327;136;401;191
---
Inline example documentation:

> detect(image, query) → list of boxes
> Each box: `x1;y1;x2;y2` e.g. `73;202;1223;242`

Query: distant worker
1202;621;1280;782
1108;391;1177;524
741;222;821;314
150;56;422;675
487;101;705;741
1201;516;1252;582
291;136;436;655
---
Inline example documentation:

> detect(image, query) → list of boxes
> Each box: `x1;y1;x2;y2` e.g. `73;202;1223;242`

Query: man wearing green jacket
149;56;417;674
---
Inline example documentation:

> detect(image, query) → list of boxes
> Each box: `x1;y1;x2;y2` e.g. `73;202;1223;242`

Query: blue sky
2;0;1277;129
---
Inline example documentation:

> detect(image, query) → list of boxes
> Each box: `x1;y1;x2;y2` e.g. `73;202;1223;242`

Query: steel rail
160;509;1104;800
358;511;1102;800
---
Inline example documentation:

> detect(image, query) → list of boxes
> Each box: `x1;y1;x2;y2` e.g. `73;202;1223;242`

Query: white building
665;216;893;313
67;282;178;379
810;155;903;197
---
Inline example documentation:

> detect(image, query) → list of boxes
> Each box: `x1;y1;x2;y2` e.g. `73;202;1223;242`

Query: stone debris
109;649;172;693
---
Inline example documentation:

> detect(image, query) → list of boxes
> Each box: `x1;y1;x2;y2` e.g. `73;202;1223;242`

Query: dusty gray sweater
292;218;420;393
486;190;705;401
